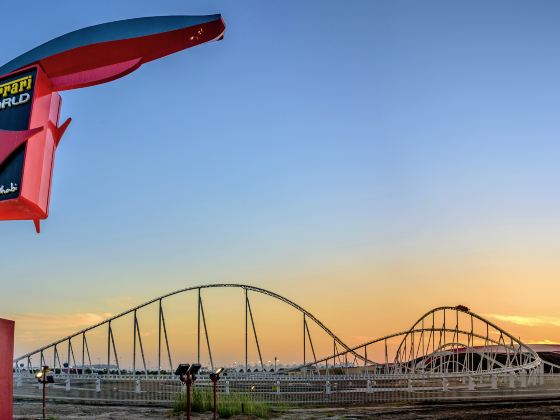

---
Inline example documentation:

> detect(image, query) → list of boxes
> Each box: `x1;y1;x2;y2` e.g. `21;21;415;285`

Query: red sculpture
0;15;225;232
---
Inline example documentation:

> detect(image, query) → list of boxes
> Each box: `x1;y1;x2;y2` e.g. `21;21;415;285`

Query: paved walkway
13;400;560;419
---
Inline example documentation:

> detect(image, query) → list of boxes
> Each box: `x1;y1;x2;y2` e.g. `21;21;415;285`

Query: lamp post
35;366;54;420
175;363;201;420
209;368;224;420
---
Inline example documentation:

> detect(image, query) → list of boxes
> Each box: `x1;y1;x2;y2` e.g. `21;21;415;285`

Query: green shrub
172;388;271;418
172;392;187;413
192;388;213;412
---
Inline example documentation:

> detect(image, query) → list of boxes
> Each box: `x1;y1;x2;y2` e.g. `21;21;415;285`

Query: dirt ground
13;400;560;419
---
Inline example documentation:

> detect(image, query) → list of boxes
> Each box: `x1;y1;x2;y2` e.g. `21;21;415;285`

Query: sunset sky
1;0;560;364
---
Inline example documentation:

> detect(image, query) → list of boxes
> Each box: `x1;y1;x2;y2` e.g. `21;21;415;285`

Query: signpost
0;318;14;420
0;15;225;232
0;66;66;234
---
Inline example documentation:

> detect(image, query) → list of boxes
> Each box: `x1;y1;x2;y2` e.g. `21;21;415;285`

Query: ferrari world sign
0;15;225;233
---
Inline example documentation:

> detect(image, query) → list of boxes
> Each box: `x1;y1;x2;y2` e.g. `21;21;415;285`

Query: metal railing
13;370;560;406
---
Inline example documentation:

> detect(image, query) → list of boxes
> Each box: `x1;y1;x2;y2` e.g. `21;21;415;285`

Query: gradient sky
1;0;560;361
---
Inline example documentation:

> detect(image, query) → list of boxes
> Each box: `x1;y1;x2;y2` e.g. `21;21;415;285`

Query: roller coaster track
296;306;543;376
15;288;553;381
14;283;371;371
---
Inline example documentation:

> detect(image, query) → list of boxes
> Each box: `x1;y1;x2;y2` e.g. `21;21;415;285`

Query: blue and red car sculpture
0;15;225;232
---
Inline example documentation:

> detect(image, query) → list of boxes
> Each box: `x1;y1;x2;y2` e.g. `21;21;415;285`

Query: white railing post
520;370;527;388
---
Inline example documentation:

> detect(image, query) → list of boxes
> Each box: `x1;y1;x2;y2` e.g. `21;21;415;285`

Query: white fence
13;370;560;407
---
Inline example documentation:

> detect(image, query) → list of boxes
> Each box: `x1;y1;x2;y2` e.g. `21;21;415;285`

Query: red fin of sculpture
0;127;43;166
49;118;72;147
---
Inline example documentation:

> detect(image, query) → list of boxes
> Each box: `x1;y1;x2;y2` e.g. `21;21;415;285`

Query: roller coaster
12;284;560;405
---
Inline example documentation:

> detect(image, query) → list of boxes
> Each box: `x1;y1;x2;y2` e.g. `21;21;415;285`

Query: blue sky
1;1;560;351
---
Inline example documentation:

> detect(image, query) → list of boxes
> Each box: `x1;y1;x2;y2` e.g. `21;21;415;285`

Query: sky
1;0;560;364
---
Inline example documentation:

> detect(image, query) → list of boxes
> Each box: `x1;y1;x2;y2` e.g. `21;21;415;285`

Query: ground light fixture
35;366;54;419
175;363;201;420
209;368;224;420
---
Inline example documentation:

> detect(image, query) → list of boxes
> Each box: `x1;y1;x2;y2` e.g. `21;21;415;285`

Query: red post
213;379;217;420
42;378;46;419
186;375;192;420
0;318;15;420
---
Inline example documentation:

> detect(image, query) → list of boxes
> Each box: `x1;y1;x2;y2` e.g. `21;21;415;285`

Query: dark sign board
0;68;35;201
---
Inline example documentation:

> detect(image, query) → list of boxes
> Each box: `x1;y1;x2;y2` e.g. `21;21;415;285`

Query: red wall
0;318;14;420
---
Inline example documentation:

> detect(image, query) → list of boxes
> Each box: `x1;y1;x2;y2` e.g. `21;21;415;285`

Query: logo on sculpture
0;183;17;194
0;74;32;110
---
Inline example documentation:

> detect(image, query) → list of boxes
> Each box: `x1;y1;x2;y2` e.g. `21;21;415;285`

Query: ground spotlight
175;363;201;420
188;363;201;378
174;363;190;379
